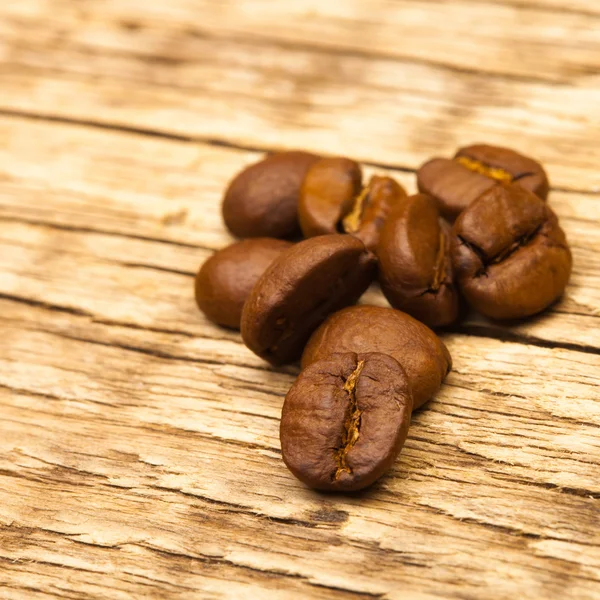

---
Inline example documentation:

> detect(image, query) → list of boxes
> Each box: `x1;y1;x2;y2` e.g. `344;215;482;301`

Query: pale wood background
1;1;599;599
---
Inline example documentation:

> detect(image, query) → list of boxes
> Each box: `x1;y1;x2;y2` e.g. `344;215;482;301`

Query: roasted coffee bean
195;238;292;329
302;305;451;409
298;157;363;238
241;235;377;365
377;194;459;328
451;183;571;320
417;144;549;220
280;352;412;492
346;176;408;252
222;151;320;239
299;157;407;251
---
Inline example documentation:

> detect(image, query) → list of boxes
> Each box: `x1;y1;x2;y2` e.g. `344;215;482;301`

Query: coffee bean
346;176;408;252
280;352;412;491
302;305;451;409
223;151;320;239
299;157;407;251
377;194;459;328
195;238;292;329
241;235;377;365
298;157;363;238
451;183;571;320
417;144;549;220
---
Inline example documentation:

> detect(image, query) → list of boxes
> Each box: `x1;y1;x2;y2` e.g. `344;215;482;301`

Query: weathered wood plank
1;296;599;599
3;0;600;81
0;1;599;193
0;116;598;352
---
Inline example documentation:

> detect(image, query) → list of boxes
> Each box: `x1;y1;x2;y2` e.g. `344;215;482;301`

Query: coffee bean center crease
333;360;365;480
489;225;542;266
456;156;512;183
430;231;447;292
342;185;371;233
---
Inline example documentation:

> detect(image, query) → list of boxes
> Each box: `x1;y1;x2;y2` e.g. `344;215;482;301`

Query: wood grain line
0;216;210;251
0;108;258;153
138;545;386;599
28;326;273;374
121;262;194;277
482;0;600;18
1;108;596;197
452;323;600;356
0;293;92;319
3;291;598;361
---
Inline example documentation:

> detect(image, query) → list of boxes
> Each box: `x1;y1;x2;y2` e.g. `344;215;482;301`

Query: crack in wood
121;262;195;277
0;214;211;251
449;322;600;356
479;0;600;19
409;435;600;501
434;392;600;431
0;292;92;319
131;544;386;598
26;324;275;373
149;486;319;529
2;291;598;362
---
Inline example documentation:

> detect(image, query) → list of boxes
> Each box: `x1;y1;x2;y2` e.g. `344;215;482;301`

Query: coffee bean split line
456;156;513;182
341;185;371;234
333;359;365;481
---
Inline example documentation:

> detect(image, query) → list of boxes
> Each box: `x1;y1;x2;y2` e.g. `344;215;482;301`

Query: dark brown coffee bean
299;157;407;251
298;157;363;238
451;183;571;320
241;235;377;365
302;305;451;409
222;151;320;239
280;352;412;492
377;194;459;328
417;144;549;220
194;238;292;329
344;176;408;252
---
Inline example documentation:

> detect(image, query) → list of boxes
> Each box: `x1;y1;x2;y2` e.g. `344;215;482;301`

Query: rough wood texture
0;1;599;599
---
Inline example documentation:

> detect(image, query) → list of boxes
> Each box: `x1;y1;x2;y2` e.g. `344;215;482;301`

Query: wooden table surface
1;1;599;598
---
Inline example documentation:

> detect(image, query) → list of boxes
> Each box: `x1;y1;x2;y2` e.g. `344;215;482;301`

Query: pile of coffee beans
195;144;572;492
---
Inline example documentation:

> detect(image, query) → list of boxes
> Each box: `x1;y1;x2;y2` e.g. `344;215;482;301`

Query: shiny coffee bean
417;144;549;220
280;352;412;492
195;238;292;329
241;235;377;365
299;157;407;251
377;194;459;328
346;176;408;252
298;157;363;238
223;151;320;239
302;305;452;409
451;184;572;320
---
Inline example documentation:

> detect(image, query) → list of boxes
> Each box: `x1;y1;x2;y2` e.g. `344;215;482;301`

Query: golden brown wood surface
0;2;599;599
